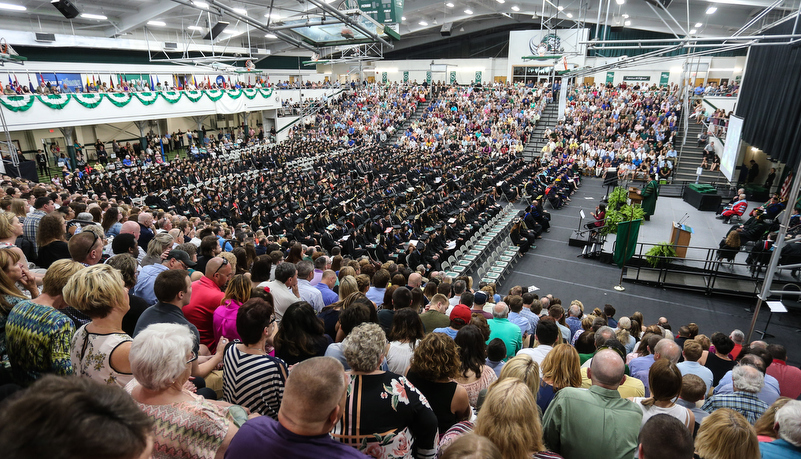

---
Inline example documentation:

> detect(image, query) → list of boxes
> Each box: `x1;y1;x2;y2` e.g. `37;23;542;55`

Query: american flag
781;172;793;201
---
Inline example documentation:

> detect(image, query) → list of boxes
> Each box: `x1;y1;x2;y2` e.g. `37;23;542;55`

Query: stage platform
472;177;801;367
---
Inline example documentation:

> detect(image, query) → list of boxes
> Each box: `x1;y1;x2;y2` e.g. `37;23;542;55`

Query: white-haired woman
127;323;241;459
140;233;174;267
331;323;439;459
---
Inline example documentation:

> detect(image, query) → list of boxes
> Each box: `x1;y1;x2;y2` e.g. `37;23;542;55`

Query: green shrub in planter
645;242;676;268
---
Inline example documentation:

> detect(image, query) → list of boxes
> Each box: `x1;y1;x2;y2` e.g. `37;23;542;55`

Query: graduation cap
392;224;401;230
434;224;443;230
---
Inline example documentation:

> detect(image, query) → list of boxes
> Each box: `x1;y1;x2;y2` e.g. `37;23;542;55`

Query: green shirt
419;310;451;333
542;385;642;459
486;318;522;360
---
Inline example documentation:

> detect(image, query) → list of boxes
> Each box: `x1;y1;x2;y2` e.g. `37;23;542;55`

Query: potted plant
645;242;677;268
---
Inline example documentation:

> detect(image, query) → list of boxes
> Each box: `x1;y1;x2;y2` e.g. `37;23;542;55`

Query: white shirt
517;345;553;375
261;280;300;323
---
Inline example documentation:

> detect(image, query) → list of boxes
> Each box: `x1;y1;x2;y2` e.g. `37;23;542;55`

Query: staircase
673;122;727;183
385;102;428;146
522;103;559;162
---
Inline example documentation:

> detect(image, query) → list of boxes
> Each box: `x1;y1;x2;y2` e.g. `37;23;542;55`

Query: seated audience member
766;344;801;399
183;256;233;353
64;264;133;388
315;269;339;307
487;302;523;360
694;409;759;459
34;212;71;269
537;343;582;413
224;357;370;459
386;308;424;375
264;262;301;323
332;323;438;459
676;374;710;435
127;323;239;459
542;349;643;459
106;254;149;336
420;293;451;333
630;338;681;396
296;260;324;313
473;378;561;459
213;274;252;342
485;338;507;378
638;414;694;459
274;301;332;365
68;230;104;265
676;340;714;395
704;332;737;387
133;249;196;306
455;324;498;408
406;332;471;435
629;359;695;430
713;351;780;405
223;297;287;419
5;259;83;385
702;364;769;424
759;400;801;458
433;303;472;339
518;318;559;369
440;434;502;459
754;397;793;442
0;375;153;458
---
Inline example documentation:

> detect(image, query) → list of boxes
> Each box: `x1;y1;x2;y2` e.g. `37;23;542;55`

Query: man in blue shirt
315;270;339;307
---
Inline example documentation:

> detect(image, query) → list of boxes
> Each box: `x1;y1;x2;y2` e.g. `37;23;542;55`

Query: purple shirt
212;299;242;342
310;269;324;286
224;415;369;459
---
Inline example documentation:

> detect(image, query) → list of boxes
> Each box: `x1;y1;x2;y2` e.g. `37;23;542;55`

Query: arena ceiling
0;0;798;62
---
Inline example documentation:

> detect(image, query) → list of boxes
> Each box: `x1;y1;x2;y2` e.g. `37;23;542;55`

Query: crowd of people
0;80;798;459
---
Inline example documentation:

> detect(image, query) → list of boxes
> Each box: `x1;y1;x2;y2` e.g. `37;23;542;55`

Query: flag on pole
28;74;34;93
7;75;12;88
781;172;793;201
613;219;642;268
192;75;197;87
149;75;154;91
92;74;96;85
14;74;19;88
40;73;45;86
155;75;159;88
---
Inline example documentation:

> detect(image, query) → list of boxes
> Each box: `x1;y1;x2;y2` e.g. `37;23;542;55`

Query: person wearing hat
132;249;196;306
432;304;472;340
471;291;493;320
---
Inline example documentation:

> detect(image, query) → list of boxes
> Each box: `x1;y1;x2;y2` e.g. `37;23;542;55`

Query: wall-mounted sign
605;72;614;84
623;76;651;81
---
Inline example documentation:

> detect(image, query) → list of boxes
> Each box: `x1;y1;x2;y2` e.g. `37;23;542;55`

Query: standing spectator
542;349;643;459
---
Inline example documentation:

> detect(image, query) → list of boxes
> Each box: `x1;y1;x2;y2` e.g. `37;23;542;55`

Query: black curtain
736;20;801;171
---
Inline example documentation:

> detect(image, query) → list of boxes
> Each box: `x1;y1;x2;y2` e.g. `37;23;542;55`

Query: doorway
494;76;507;83
583;77;595;86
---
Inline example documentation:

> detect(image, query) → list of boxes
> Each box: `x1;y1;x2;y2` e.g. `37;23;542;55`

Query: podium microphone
678;213;689;225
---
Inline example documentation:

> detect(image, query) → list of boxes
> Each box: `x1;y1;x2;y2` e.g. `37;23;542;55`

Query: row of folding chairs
440;203;518;278
477;235;523;285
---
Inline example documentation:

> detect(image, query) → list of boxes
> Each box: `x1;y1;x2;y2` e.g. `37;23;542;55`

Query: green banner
475;71;482;83
659;72;670;86
613;219;642;268
606;71;615;84
450;71;456;84
382;72;388;83
403;71;409;82
426;71;431;84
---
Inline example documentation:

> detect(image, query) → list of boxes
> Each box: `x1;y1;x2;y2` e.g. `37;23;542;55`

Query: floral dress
69;323;133;388
332;372;439;459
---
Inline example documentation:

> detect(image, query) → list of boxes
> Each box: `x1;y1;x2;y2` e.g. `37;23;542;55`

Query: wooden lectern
628;187;643;206
671;222;693;258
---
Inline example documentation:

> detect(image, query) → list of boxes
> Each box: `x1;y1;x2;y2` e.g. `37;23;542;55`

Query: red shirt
183;276;225;353
767;360;801;399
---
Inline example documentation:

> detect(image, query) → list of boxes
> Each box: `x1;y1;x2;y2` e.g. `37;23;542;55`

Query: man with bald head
137;212;155;252
118;220;145;263
225;357;367;459
182;256;232;353
631;338;681;396
543;349;643;459
487;301;522;360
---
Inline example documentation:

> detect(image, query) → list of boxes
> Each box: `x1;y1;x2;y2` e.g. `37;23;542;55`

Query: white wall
368;58;508;85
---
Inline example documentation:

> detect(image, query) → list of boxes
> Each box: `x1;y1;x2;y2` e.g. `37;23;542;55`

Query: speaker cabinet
51;0;80;19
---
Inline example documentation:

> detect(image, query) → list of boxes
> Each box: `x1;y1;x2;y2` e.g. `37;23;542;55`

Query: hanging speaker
441;22;453;36
51;0;80;19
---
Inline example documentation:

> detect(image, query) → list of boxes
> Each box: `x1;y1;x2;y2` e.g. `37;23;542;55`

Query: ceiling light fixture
622;13;629;18
0;2;26;11
192;1;209;8
706;6;717;14
419;20;428;25
446;2;454;7
566;12;573;17
80;13;107;20
464;8;473;14
690;28;697;33
265;33;277;38
233;7;247;15
401;16;406;20
188;25;204;31
511;5;520;11
615;0;624;4
264;12;280;19
694;22;702;27
147;20;166;26
497;0;505;3
557;6;564;11
624;20;631;25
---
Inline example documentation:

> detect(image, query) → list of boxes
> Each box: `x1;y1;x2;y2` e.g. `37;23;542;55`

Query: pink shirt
213;299;243;343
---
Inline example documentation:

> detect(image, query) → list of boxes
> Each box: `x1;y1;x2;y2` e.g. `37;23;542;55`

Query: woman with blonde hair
695;408;759;459
140;233;174;267
64;264;133;388
754;397;792;442
474;378;562;459
0;212;34;264
695;334;712;365
213;274;253;342
615;316;636;354
570;314;595;345
537;343;582;413
441;434;502;459
10;199;27;224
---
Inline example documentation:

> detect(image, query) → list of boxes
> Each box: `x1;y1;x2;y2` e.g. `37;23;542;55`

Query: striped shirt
223;343;287;419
